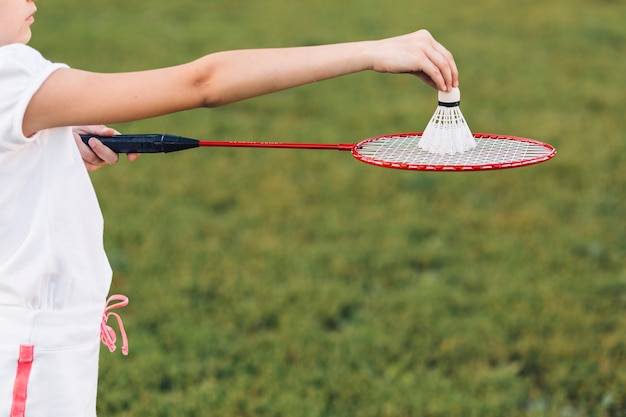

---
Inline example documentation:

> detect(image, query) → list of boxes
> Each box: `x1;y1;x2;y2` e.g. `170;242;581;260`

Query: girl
0;0;459;415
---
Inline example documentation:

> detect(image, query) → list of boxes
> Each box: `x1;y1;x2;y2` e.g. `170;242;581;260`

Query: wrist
356;40;377;72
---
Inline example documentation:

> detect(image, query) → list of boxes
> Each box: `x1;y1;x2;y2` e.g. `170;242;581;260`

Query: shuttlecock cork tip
438;87;461;107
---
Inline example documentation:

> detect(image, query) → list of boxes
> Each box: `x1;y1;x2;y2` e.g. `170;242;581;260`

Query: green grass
31;0;626;415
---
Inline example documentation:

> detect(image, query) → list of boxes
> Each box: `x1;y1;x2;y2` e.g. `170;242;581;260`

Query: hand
368;30;459;91
73;125;139;172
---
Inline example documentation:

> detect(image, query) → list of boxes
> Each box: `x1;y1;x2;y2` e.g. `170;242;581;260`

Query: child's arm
24;30;457;137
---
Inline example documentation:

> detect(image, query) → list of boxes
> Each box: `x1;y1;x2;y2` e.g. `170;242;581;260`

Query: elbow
196;82;233;109
200;93;227;109
191;78;223;109
196;78;223;108
187;57;232;109
199;86;241;109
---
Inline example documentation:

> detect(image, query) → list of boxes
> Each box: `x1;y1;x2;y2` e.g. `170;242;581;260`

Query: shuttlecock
418;87;476;154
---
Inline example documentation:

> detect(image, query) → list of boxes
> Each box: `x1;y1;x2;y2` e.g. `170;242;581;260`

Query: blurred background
33;0;625;415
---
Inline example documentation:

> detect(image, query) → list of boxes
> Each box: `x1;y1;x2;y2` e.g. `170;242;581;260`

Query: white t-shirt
0;44;113;416
0;43;112;311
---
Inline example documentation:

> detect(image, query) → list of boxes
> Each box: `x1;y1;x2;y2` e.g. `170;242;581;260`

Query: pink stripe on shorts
10;345;33;417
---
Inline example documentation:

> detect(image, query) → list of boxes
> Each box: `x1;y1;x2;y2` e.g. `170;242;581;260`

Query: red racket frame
349;132;556;171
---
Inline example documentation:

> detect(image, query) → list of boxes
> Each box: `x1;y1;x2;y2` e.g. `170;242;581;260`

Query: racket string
356;134;554;169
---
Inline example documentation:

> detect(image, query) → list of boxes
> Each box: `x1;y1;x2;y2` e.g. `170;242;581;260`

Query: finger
416;58;446;91
127;153;141;163
424;47;454;91
434;43;459;88
73;135;102;165
409;71;435;89
76;125;117;136
446;50;459;88
88;137;119;165
81;151;104;168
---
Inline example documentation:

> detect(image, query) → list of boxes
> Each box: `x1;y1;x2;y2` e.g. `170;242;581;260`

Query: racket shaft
80;134;199;153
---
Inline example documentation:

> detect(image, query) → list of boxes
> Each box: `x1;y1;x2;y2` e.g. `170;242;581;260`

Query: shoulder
0;44;69;92
0;43;47;69
0;44;69;148
0;44;66;77
0;43;42;57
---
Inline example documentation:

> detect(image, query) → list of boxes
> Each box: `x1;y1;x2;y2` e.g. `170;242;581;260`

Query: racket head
352;132;556;171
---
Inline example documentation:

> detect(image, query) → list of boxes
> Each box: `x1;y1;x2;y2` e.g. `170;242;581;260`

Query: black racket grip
80;134;200;153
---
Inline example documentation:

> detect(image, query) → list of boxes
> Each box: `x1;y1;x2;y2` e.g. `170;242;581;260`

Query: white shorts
0;305;104;417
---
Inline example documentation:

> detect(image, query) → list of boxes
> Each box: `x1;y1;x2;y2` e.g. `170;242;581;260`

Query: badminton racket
81;132;555;171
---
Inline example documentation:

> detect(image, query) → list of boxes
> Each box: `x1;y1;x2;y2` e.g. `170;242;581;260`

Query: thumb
82;125;119;136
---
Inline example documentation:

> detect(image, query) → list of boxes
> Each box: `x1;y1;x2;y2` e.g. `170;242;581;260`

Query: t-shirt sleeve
0;44;69;148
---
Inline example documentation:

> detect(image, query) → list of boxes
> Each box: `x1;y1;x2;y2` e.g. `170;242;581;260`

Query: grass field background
32;0;625;416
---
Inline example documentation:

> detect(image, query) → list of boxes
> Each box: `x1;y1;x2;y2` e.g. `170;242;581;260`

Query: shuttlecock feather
418;87;476;154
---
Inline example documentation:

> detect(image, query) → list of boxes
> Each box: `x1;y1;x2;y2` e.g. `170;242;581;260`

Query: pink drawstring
101;295;129;356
